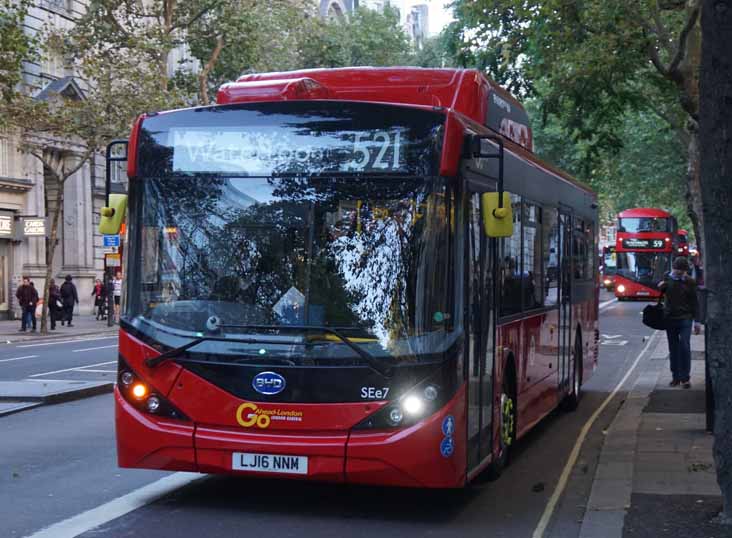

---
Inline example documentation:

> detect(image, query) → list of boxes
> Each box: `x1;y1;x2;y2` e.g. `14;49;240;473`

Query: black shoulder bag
642;292;667;330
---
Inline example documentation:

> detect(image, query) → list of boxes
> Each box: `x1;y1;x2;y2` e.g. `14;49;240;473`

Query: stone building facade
0;0;107;318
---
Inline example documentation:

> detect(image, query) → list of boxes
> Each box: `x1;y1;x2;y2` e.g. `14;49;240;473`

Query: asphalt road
0;293;659;538
0;335;119;382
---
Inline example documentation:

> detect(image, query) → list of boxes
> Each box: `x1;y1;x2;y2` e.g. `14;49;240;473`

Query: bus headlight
403;395;424;416
117;357;189;421
617;284;626;293
388;407;404;426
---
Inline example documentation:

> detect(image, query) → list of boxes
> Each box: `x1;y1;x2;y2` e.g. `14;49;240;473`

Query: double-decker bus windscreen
126;102;455;363
616;252;669;288
617;217;672;233
603;248;617;276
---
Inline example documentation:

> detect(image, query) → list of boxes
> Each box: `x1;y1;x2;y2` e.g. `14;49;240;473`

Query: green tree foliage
448;0;700;236
299;6;412;69
0;0;35;103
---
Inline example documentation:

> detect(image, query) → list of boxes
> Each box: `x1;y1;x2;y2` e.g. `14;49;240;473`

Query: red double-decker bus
101;68;598;487
614;208;677;300
675;229;689;256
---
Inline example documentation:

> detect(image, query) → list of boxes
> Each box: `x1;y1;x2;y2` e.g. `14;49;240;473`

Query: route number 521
350;130;402;171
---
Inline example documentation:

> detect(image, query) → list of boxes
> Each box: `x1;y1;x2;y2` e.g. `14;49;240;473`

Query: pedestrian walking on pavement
48;278;62;330
112;271;123;323
29;281;38;332
15;277;38;332
92;279;106;320
658;257;701;389
60;274;79;327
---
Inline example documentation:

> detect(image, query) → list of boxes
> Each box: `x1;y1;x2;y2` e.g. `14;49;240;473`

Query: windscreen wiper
145;325;393;378
145;335;295;368
219;324;393;378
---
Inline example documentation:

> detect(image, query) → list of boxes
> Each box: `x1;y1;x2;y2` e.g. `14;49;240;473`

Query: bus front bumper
115;386;467;488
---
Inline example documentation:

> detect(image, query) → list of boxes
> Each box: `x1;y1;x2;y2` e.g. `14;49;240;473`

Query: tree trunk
699;0;732;524
685;128;704;249
40;174;64;335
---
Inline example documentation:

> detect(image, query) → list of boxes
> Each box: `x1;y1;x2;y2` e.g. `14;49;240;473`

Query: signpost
103;235;120;248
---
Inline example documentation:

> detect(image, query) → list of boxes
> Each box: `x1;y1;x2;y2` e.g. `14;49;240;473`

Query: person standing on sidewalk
15;277;37;332
112;272;122;323
658;257;702;389
29;281;38;332
91;279;106;320
48;278;62;330
60;275;79;327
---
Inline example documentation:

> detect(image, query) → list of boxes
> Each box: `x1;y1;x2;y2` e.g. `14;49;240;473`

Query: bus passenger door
558;212;573;391
467;194;495;470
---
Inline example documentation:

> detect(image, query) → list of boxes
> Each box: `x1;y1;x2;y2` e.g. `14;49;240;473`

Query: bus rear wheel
487;371;516;480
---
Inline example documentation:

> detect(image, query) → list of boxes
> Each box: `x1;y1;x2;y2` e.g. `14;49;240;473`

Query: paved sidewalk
0;314;118;343
580;331;728;537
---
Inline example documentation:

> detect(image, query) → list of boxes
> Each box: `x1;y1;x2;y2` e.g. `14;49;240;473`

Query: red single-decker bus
101;68;599;488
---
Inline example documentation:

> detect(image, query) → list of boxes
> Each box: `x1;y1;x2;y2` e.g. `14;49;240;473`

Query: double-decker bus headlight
617;284;626;293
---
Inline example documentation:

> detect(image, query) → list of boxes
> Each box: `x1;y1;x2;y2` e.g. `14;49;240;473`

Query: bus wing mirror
481;192;513;238
99;194;128;235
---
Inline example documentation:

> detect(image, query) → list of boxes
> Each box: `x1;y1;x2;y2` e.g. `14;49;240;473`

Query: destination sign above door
622;238;666;249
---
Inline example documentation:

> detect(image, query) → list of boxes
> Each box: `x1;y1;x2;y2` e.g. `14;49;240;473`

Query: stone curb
0;329;118;345
578;331;666;538
0;382;115;417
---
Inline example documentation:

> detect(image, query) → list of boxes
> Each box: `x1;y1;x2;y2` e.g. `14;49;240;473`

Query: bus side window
543;209;559;306
499;194;522;316
522;203;543;309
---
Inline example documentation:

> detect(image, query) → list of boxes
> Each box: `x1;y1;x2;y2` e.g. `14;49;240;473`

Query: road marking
72;369;116;373
601;334;623;339
599;298;617;311
23;472;204;538
601;340;628;346
16;336;118;349
0;354;38;363
29;361;116;378
72;345;118;353
531;330;660;538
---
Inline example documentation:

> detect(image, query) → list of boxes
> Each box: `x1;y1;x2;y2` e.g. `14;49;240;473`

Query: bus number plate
232;452;308;475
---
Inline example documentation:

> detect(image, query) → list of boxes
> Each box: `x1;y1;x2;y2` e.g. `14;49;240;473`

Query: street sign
105;253;121;267
103;235;120;247
20;217;47;237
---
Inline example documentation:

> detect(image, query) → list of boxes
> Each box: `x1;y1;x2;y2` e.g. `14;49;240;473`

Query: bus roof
617;208;672;218
216;67;534;152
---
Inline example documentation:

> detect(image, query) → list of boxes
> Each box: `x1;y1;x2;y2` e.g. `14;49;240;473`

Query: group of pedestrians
15;272;122;332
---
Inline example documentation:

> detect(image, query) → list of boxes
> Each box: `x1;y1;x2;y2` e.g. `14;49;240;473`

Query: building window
0;134;10;177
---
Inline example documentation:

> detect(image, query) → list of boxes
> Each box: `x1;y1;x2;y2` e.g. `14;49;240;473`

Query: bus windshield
125;102;456;362
616;252;669;287
617;217;671;233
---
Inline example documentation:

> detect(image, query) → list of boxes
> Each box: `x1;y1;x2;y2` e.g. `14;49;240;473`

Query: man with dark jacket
15;277;38;332
60;275;79;327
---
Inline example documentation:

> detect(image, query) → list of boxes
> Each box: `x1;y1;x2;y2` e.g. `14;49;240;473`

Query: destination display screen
137;102;445;177
621;238;666;249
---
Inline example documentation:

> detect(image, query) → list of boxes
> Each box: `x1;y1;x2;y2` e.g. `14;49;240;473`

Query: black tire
563;335;583;411
486;364;517;480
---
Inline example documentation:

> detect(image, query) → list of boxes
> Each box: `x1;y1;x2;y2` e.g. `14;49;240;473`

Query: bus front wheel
487;366;517;480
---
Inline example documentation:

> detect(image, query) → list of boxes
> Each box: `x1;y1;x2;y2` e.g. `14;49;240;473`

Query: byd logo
252;371;286;395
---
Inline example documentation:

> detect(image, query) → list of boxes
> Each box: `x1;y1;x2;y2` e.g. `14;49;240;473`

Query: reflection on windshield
616;252;669;286
617;217;670;233
127;176;455;358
